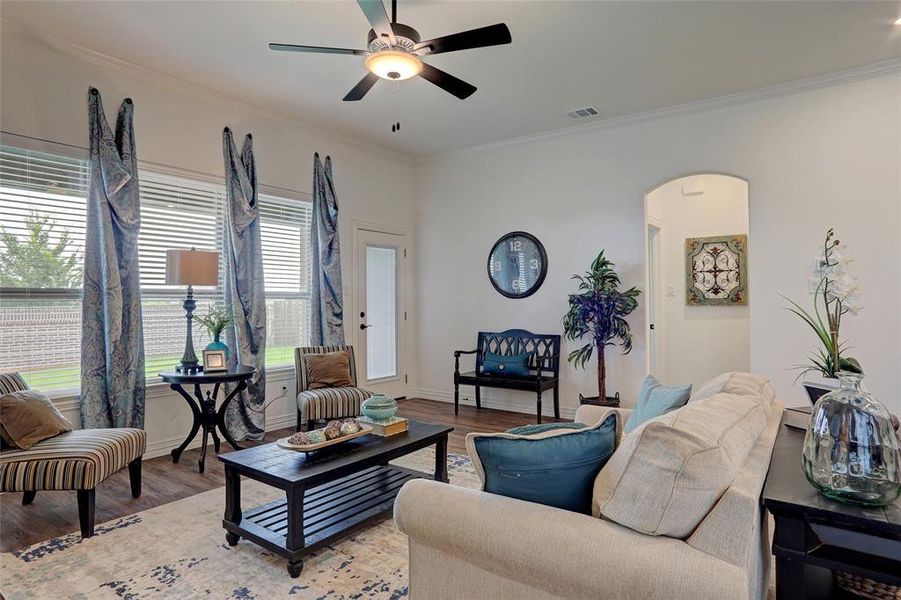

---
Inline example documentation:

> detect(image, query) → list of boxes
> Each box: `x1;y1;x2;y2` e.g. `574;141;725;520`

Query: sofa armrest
574;404;632;426
395;480;745;600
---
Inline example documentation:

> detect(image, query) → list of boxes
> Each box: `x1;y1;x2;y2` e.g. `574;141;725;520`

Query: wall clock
487;231;548;299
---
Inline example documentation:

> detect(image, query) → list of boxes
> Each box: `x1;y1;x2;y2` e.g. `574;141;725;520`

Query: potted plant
563;250;640;404
195;303;233;360
784;228;863;403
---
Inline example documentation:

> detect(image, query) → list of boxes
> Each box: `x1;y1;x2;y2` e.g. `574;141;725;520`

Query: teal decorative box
361;394;398;421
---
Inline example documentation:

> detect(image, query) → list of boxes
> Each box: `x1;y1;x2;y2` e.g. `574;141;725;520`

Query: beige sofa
395;373;783;600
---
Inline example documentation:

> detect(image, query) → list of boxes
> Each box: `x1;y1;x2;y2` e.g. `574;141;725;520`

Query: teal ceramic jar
361;394;398;421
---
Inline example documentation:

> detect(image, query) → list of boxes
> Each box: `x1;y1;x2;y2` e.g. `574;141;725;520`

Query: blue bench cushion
480;352;531;377
467;414;617;514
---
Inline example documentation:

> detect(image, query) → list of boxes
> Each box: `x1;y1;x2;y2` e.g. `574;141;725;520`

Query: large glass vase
802;372;901;507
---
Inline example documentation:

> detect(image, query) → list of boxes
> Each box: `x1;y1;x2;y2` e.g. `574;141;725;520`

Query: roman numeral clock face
487;231;548;299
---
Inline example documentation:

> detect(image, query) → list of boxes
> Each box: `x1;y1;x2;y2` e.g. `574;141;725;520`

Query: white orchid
785;229;863;379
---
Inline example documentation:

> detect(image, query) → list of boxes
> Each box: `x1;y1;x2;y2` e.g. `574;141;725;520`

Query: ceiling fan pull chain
391;80;401;133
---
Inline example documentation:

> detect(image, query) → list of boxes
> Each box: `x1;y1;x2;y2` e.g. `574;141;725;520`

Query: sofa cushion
0;428;146;492
689;371;775;408
624;375;691;434
593;392;768;538
0;389;73;450
467;414;617;514
305;351;354;389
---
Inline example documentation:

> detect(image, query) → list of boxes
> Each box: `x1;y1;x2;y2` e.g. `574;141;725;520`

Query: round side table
159;366;255;473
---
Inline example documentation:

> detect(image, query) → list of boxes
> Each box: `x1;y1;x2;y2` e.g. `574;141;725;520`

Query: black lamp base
177;285;202;374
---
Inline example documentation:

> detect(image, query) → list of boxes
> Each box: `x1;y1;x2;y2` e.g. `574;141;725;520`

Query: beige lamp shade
165;249;219;286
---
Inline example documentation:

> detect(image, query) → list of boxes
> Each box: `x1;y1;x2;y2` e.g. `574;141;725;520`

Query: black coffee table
218;419;453;577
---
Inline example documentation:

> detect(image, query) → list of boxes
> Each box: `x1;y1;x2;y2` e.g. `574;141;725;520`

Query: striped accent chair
295;346;372;431
0;372;146;538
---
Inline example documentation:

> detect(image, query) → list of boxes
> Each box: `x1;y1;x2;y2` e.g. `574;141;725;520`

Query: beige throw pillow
305;351;353;389
592;392;768;539
0;389;73;450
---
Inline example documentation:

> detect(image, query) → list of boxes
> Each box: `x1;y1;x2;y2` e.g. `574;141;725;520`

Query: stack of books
358;416;408;437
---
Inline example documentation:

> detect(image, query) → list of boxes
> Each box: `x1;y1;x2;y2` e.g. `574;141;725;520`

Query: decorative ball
340;420;362;436
306;429;327;444
287;431;310;445
323;422;342;440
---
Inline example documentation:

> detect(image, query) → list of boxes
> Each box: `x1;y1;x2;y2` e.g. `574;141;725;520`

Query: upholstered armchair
0;372;146;538
294;346;372;431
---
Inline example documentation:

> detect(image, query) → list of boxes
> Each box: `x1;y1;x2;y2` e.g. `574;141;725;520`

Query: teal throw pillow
471;414;616;514
481;351;531;377
623;375;691;434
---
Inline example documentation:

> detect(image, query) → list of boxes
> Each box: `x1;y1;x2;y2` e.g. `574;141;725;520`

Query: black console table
160;366;255;473
763;420;901;599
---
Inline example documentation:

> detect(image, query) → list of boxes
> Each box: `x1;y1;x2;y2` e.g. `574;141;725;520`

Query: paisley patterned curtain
310;153;345;346
80;87;146;429
221;128;267;441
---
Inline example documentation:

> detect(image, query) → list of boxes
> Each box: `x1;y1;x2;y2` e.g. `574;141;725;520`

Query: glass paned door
365;246;397;380
355;228;406;397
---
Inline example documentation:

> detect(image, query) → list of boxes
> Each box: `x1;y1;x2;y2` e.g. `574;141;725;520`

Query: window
0;144;312;392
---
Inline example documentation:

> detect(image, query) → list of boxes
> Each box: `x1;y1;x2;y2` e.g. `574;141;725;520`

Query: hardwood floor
0;397;565;552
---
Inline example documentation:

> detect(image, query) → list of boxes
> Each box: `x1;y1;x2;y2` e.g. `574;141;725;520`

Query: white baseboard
412;387;577;420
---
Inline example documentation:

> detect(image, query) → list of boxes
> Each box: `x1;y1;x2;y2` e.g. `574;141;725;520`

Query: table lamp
165;248;219;372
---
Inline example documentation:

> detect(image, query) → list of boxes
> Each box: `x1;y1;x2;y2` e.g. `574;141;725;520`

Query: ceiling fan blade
269;43;368;56
357;0;396;45
414;23;511;55
418;63;477;100
343;72;380;101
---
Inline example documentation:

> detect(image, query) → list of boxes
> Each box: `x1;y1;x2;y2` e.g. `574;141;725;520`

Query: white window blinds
0;144;312;390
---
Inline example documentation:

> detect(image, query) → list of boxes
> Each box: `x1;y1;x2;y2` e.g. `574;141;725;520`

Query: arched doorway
644;173;750;388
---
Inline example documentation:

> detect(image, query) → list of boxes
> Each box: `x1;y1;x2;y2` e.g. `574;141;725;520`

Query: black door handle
649;323;655;330
360;323;371;330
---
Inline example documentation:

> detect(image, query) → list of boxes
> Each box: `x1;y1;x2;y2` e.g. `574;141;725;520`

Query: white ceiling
3;1;900;159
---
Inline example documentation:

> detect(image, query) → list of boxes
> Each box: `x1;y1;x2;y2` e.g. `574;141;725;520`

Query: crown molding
416;57;901;165
1;18;415;166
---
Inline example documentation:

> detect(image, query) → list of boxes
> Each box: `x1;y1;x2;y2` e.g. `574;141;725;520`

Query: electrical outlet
666;285;676;298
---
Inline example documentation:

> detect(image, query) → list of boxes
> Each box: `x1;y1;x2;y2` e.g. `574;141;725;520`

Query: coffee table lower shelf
223;464;425;577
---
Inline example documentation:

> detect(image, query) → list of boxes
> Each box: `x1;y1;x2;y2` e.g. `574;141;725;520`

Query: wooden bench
453;329;561;423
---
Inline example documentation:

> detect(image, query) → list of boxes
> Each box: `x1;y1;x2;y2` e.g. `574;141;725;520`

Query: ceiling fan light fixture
365;50;422;81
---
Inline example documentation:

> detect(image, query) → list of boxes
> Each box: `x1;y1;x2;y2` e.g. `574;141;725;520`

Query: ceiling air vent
565;106;600;120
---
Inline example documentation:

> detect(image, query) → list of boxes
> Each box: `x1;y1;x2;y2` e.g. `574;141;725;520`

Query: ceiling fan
269;0;511;101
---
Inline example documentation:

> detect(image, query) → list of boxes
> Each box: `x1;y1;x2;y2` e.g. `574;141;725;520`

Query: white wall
0;23;417;457
414;72;901;416
646;174;750;389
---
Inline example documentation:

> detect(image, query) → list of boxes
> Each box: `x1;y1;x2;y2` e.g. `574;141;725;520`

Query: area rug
1;449;479;599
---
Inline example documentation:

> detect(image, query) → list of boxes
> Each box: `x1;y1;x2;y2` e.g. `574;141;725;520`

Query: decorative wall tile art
685;234;749;305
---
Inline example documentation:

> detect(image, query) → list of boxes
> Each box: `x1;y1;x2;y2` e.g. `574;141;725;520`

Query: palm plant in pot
563;250;640;404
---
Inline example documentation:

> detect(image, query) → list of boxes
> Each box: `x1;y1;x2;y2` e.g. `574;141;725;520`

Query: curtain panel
310;153;345;346
80;87;146;429
221;128;267;440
